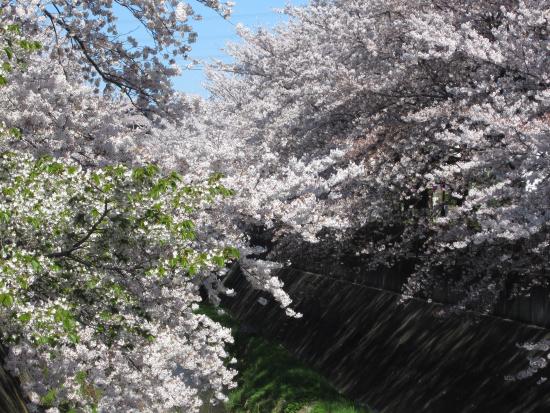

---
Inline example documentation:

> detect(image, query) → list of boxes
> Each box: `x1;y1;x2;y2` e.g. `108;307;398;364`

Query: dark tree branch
42;7;158;113
48;201;110;258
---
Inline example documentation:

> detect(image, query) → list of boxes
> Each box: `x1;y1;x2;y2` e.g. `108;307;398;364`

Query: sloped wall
270;232;550;329
222;267;550;413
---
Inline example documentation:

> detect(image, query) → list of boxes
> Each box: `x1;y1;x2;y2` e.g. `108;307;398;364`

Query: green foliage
17;38;41;52
0;152;240;409
40;388;57;407
227;336;369;413
308;401;367;413
200;305;370;413
0;292;13;307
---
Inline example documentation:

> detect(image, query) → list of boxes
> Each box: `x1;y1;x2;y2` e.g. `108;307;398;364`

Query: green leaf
40;388;57;407
68;332;80;344
223;246;240;260
179;220;195;230
6;25;20;34
182;230;195;241
168;257;178;268
149;179;169;199
91;173;101;186
8;127;22;139
86;277;100;289
18;39;31;50
63;317;76;332
46;162;64;175
169;171;182;182
198;252;208;264
102;183;114;192
26;216;41;229
0;293;14;307
99;311;111;321
17;276;29;289
75;370;87;385
54;308;66;323
6;24;21;34
3;47;13;60
50;263;63;272
0;210;11;223
208;172;224;184
18;312;31;324
144;164;159;177
30;258;41;272
213;256;225;267
131;167;145;181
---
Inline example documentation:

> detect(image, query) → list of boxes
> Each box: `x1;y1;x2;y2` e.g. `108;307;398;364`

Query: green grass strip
198;305;371;413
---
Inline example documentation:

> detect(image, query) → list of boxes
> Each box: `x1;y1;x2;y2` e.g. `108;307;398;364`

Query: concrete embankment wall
222;266;550;413
276;236;550;329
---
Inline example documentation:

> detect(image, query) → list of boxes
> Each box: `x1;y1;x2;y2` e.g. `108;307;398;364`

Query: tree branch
48;201;110;258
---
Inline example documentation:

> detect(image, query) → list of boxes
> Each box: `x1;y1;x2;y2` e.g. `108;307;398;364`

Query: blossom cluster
2;0;549;405
187;0;550;313
4;0;233;117
141;0;549;382
0;153;241;411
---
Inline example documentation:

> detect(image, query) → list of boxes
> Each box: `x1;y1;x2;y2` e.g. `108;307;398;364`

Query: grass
197;306;371;413
308;401;367;413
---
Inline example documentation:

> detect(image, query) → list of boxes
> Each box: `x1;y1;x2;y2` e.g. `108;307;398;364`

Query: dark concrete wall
222;267;550;413
271;234;550;329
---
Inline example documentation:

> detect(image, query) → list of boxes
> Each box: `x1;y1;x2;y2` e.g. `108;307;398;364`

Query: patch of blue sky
114;0;308;97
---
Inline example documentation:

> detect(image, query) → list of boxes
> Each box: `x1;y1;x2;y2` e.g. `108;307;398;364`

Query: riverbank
198;306;369;413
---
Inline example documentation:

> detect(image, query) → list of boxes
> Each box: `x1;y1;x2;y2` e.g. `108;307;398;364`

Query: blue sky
117;0;308;96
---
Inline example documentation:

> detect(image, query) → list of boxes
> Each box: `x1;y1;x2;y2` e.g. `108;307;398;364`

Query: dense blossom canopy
0;2;298;411
4;0;232;115
192;0;549;311
1;0;549;409
150;0;549;378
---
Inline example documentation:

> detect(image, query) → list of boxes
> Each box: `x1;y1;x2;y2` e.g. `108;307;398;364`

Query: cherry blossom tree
0;4;298;411
0;0;236;165
150;0;547;384
202;0;548;380
2;0;549;407
195;0;548;313
0;154;240;411
3;0;233;116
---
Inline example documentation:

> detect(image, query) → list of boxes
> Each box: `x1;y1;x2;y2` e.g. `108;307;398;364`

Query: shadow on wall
0;348;28;413
268;228;550;329
222;266;550;413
